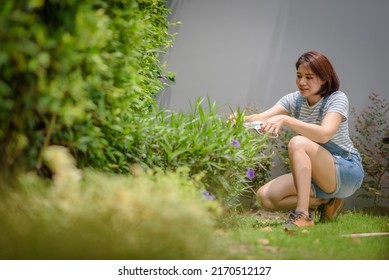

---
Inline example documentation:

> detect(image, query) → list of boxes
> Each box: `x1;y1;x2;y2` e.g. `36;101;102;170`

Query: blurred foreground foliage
0;146;226;259
0;0;175;178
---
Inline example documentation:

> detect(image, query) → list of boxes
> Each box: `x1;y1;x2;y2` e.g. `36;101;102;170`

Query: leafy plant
351;92;389;207
0;0;175;181
115;98;274;207
0;146;225;259
243;102;294;177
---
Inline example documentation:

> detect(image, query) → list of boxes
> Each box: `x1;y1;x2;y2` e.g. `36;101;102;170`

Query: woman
239;51;364;227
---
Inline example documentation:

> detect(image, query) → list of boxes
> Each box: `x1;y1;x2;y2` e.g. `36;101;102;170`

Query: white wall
157;0;389;209
159;0;389;115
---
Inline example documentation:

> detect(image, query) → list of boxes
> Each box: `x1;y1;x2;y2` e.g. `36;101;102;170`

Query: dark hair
295;51;340;97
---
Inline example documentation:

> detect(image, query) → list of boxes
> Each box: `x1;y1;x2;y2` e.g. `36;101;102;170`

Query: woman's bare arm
243;104;288;122
263;112;343;143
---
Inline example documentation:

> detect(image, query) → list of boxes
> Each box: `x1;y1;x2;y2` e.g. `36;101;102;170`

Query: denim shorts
311;152;365;199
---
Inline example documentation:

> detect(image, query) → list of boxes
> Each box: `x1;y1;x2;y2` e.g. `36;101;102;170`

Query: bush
118;98;274;206
0;0;175;180
0;146;225;259
351;92;389;207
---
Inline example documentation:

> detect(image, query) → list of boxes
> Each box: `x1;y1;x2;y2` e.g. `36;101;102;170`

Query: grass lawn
220;210;389;260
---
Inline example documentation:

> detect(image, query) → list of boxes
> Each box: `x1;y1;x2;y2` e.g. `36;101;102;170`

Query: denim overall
294;95;364;198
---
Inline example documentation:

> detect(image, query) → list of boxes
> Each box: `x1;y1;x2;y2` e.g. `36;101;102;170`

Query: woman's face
295;64;325;98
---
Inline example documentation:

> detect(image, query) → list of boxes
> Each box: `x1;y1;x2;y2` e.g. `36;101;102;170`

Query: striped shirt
277;91;359;154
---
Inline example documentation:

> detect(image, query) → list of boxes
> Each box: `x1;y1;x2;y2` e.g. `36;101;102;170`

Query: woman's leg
257;173;327;210
257;136;336;214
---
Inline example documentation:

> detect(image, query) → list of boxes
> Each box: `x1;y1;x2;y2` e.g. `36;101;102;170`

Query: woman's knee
288;136;309;152
256;186;275;210
287;135;314;157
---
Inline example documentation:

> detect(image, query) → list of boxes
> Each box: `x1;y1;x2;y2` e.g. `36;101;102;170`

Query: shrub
351;92;389;207
0;146;225;260
118;98;274;207
0;0;175;180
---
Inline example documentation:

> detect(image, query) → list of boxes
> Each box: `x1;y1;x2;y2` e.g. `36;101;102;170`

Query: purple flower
232;139;240;148
202;190;216;201
159;77;167;83
246;168;255;180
